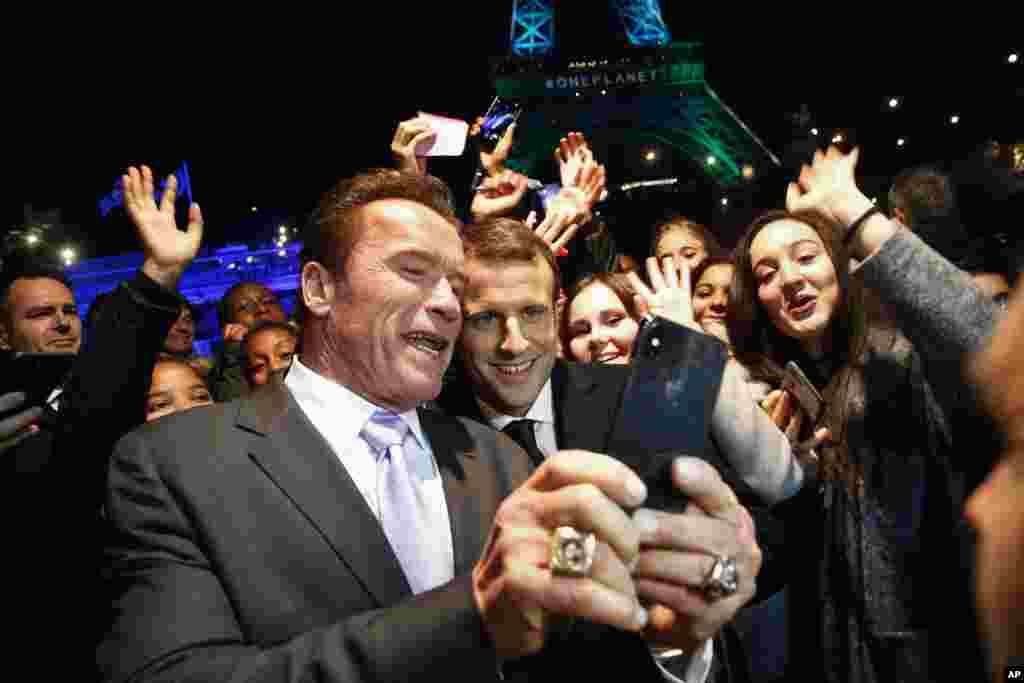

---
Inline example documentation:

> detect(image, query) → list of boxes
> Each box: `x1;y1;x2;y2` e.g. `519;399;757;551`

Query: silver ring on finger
702;555;739;601
550;526;597;578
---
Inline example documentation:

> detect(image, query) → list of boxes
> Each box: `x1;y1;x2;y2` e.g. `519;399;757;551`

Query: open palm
123;165;203;277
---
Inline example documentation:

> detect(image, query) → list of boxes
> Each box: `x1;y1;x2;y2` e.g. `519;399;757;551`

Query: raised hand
626;255;703;333
123;165;203;290
554;132;593;189
555;133;608;209
785;145;880;228
473;118;516;177
390;117;436;175
470;169;530;221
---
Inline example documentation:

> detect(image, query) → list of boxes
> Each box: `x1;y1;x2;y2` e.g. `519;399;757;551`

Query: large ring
702;555;739;600
550;526;597;577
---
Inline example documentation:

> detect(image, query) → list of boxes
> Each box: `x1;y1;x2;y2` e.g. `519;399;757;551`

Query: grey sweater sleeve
857;226;1000;426
711;360;804;505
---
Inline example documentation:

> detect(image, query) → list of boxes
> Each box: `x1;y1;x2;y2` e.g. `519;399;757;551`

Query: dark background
2;9;1019;261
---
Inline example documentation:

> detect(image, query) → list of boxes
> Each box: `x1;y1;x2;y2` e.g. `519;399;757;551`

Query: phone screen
479;98;522;152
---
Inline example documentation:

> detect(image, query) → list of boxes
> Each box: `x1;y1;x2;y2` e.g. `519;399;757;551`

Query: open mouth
491;358;537;378
788;292;816;317
594;351;623;364
50;338;77;348
405;332;449;357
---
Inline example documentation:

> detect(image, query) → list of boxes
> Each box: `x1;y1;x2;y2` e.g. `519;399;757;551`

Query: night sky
3;11;1018;262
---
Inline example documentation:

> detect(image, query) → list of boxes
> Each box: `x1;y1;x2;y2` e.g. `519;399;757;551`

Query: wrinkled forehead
6;277;75;310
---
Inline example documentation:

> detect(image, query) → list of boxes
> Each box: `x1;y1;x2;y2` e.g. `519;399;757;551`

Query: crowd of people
0;110;1020;683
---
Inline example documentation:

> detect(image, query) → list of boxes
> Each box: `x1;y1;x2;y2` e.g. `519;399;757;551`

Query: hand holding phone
607;316;727;512
413;112;469;157
0;352;75;413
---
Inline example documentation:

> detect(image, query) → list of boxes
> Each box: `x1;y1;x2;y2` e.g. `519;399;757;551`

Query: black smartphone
0;352;75;413
781;361;825;426
478;96;522;152
605;316;727;512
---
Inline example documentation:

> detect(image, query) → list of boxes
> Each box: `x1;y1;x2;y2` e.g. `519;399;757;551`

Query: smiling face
459;255;558;418
565;281;639;365
749;219;840;355
693;263;734;345
0;277;81;354
307;199;465;412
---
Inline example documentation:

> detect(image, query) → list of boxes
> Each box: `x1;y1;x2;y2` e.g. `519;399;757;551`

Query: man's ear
892;206;908;227
301;262;336;318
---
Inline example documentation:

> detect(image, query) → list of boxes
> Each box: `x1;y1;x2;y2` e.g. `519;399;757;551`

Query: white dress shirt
284;358;454;593
482;378;713;683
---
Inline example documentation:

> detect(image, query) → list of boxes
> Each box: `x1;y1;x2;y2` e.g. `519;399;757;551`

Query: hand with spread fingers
473;450;650;662
122;165;204;290
785;146;895;257
470;169;530;221
554;132;593;189
390;117;436;175
555;132;609;208
626;255;703;334
530;174;604;256
631;457;762;655
0;392;43;455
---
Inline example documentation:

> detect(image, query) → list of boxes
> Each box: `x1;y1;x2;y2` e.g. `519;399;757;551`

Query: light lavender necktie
360;409;433;594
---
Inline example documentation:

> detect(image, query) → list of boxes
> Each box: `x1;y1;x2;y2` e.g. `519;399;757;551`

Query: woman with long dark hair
727;147;998;682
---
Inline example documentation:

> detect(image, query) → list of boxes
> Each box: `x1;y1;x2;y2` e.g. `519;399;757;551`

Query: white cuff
651;639;714;683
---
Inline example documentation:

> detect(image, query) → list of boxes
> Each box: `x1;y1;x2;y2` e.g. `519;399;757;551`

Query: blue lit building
67;241;303;358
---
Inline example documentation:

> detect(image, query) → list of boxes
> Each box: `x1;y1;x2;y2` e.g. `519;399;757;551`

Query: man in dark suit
98;170;761;682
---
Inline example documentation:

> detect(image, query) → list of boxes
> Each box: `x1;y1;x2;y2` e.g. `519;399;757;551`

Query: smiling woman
727;203;983;681
560;272;640;365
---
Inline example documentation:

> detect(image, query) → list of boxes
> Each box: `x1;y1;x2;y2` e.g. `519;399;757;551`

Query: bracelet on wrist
843;206;882;247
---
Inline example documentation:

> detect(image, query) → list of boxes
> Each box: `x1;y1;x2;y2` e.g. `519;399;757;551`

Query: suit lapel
239;382;412;607
418;408;487;576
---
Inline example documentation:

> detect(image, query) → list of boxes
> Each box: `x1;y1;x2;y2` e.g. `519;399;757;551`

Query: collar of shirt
284;357;431;456
486;377;555;432
486;378;559;458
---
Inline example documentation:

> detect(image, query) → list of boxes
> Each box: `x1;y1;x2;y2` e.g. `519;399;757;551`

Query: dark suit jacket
101;376;692;683
98;381;528;682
